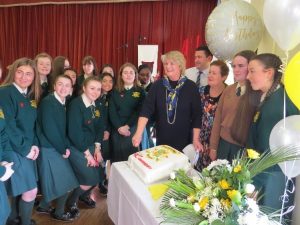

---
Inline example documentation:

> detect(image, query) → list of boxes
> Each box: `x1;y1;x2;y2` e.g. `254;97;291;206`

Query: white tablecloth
107;161;164;225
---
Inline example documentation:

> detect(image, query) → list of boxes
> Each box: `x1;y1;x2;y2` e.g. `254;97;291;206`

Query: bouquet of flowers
159;147;300;225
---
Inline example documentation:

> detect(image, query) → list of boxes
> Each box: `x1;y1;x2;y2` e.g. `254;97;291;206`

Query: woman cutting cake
132;50;202;151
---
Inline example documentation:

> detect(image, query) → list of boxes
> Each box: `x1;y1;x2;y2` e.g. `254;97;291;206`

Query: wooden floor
32;187;114;225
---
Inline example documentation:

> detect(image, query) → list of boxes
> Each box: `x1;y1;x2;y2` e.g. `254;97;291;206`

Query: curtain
0;0;216;78
0;0;164;7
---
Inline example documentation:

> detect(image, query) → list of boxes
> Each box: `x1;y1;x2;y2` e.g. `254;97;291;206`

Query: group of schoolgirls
0;52;146;225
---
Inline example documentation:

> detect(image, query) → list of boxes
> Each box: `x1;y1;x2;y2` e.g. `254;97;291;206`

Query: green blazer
0;107;6;177
248;86;299;153
109;87;145;129
37;94;70;154
67;96;105;152
0;85;38;157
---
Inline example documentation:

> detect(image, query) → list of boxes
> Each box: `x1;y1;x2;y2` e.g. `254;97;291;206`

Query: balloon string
271;40;276;53
282;50;289;128
279;177;295;223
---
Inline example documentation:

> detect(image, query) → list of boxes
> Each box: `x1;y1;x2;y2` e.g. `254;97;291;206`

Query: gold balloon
205;0;264;61
285;52;300;110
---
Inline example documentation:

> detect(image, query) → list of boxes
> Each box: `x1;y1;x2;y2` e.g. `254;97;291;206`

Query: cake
128;145;190;184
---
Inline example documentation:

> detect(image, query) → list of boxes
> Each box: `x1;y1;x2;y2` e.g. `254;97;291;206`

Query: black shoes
99;179;108;197
36;206;55;214
51;211;74;222
79;196;96;208
29;219;36;225
6;218;36;225
68;203;80;218
6;218;20;225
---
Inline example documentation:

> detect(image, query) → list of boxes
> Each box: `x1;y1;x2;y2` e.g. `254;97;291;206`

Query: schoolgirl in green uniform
36;75;79;221
0;107;14;225
97;72;114;162
109;63;145;162
0;58;41;225
34;53;52;99
75;56;98;96
247;53;299;220
97;72;114;195
67;76;104;216
64;67;78;106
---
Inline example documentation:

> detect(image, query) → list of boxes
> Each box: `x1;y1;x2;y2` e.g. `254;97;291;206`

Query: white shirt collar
84;74;91;79
40;77;47;84
81;93;95;108
142;82;151;89
54;92;66;105
13;82;28;94
236;83;246;96
199;67;209;75
124;84;133;90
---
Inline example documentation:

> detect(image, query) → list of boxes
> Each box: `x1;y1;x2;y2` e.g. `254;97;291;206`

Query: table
107;161;164;225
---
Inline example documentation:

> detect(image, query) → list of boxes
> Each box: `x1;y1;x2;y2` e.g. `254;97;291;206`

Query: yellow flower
227;189;242;205
247;149;260;159
187;194;196;203
132;92;141;98
199;196;209;210
220;198;231;209
219;179;230;189
95;110;100;117
253;111;260;122
233;164;242;173
0;109;4;119
30;100;37;108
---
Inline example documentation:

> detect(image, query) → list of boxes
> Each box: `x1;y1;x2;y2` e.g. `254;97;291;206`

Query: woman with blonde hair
0;58;41;225
133;50;202;151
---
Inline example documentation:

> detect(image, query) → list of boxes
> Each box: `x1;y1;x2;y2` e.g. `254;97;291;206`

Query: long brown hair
80;55;98;76
34;52;53;74
251;53;283;107
3;57;41;104
230;50;261;146
115;62;139;92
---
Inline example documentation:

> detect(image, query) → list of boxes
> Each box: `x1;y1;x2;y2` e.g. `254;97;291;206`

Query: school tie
41;82;48;89
22;92;27;98
236;86;241;96
195;71;202;87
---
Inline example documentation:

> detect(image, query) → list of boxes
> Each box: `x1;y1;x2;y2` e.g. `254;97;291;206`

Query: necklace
165;90;178;124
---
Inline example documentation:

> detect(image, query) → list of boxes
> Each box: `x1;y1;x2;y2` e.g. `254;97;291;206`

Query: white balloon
269;115;300;178
263;0;300;51
205;0;264;61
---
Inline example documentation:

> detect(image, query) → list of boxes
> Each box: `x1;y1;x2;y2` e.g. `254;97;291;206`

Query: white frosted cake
128;145;190;184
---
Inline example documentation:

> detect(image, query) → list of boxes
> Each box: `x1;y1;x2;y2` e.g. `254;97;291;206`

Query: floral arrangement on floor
159;147;300;225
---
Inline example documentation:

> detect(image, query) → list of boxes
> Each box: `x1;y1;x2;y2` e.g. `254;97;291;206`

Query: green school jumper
74;75;85;96
96;94;111;160
0;85;38;196
67;96;105;185
36;94;79;202
109;87;145;162
0;108;10;225
247;86;299;211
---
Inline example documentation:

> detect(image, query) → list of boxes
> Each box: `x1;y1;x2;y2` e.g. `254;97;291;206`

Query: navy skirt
68;146;103;186
37;147;79;202
111;126;138;162
0;181;10;225
2;151;37;196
